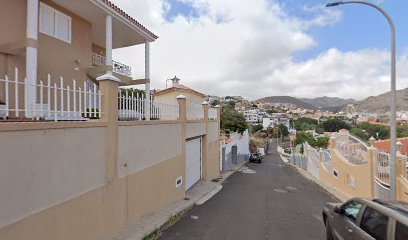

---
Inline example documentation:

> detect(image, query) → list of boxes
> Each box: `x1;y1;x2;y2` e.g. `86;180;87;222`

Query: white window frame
39;3;72;44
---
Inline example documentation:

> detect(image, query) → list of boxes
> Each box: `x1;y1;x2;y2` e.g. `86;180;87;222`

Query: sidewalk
106;162;246;240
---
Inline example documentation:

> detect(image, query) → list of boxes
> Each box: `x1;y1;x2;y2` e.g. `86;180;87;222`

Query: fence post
177;95;187;192
97;75;119;183
367;147;377;198
201;101;212;180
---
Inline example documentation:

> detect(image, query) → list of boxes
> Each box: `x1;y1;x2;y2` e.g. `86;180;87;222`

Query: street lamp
326;1;397;199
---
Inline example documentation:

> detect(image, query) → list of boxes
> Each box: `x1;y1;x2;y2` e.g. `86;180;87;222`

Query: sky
111;0;408;101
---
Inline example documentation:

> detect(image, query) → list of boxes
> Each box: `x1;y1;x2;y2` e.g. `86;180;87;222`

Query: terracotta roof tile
102;0;158;39
154;84;205;97
373;137;408;155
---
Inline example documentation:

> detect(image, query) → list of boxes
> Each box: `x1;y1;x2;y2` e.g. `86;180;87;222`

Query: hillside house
0;0;156;119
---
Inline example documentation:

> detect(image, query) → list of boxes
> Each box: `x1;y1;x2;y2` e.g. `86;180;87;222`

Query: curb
141;160;248;239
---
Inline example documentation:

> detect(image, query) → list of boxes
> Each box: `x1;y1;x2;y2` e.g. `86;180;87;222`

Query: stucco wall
206;140;221;180
319;149;373;199
208;121;219;142
0;0;26;46
397;177;408;202
38;0;93;87
186;122;206;139
0;127;106;228
155;91;204;105
118;123;182;177
0;154;184;240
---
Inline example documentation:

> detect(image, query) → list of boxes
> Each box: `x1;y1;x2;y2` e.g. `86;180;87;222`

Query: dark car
323;198;408;240
249;153;262;163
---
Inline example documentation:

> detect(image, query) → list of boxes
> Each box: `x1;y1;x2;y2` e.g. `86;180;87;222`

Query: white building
243;110;259;123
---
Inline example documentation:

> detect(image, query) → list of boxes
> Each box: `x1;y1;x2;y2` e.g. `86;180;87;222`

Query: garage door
186;138;201;190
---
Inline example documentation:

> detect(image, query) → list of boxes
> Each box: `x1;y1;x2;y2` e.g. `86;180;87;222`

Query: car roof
351;198;408;225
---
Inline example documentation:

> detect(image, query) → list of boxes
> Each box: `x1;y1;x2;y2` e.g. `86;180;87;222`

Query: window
40;3;71;43
360;207;388;240
342;201;362;223
396;221;408;240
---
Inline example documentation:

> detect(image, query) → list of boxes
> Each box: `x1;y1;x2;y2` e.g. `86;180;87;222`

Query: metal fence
118;90;179;120
208;108;217;120
307;146;320;179
0;68;101;121
92;53;132;77
335;134;369;165
186;103;204;120
322;149;332;172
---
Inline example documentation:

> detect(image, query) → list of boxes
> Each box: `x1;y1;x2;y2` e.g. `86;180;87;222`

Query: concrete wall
118;123;182;177
0;127;106;229
186;121;206;139
397;177;408;201
319;149;374;199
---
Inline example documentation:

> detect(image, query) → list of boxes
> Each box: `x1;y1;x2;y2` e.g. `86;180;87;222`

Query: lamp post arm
328;0;397;200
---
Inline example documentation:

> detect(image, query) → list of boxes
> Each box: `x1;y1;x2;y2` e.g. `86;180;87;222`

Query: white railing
374;152;390;186
307;146;320;179
92;53;132;77
335;134;369;165
208;108;217;120
0;68;101;121
322;149;332;172
187;103;204;120
118;90;179;121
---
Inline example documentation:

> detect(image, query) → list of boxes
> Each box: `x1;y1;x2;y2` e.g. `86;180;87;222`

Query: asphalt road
160;142;339;240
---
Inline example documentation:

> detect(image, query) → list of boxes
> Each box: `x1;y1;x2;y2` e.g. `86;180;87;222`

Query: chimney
171;76;180;88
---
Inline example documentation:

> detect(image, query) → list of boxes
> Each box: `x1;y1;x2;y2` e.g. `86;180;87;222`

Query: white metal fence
208;108;217;120
374;152;390;186
118;91;179;120
335;134;369;165
306;145;320;179
187;103;204;120
0;68;101;121
322;149;332;172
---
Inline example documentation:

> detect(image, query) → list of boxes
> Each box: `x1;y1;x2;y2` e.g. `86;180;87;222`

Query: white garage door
185;138;201;190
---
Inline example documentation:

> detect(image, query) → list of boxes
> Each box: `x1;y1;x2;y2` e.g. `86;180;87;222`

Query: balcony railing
92;53;132;77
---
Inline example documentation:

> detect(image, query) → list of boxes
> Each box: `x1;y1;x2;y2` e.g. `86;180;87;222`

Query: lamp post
326;1;397;199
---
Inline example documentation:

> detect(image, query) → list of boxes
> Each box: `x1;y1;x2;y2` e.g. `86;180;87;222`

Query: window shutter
55;12;71;42
40;4;55;36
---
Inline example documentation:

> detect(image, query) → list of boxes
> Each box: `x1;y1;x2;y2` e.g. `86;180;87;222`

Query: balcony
91;53;132;77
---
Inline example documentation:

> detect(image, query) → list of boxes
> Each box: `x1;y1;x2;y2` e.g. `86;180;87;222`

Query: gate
373;152;391;200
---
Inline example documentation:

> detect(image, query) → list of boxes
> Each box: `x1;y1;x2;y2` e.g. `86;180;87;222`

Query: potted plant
0;100;7;119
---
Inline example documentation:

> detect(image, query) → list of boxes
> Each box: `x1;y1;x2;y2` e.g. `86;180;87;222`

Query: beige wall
0;154;184;240
0;127;106;229
186;121;206;139
118;123;182;177
0;0;26;47
397;177;408;202
319;149;374;199
208;121;219;142
0;82;221;240
155;91;205;105
206;140;221;180
38;1;93;87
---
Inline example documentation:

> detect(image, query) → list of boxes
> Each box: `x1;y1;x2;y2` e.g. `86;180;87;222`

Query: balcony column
145;40;151;120
25;0;39;117
97;15;119;82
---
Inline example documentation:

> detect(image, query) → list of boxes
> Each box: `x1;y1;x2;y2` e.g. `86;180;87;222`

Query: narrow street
160;142;339;240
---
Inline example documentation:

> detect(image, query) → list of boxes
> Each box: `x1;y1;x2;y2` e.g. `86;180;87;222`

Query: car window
395;221;408;240
360;207;388;240
342;201;363;223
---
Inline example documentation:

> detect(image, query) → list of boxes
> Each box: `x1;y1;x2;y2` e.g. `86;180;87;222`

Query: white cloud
111;0;407;101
